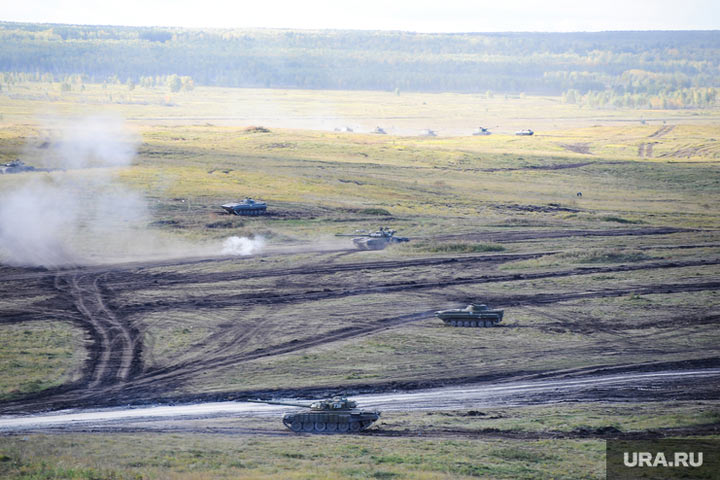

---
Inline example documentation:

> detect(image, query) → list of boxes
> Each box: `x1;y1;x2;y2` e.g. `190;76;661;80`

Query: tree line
0;22;718;108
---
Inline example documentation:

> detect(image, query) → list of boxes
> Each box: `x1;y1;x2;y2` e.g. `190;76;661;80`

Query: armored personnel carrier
336;227;409;250
515;129;534;136
472;127;491;136
435;303;504;327
221;197;267;216
247;396;380;433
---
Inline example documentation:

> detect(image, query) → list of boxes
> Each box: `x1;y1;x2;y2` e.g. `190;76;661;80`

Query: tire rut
96;275;720;402
3;241;717;412
433;226;695;243
648;125;675;138
55;273;142;388
121;258;720;313
105;311;434;399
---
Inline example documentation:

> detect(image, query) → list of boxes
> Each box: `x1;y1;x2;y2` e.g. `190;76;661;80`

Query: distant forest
1;22;719;108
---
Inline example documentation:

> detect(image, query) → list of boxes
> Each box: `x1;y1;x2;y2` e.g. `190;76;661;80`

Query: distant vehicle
420;129;437;137
334;126;354;132
0;160;37;174
221;197;267;216
515;129;534;136
371;126;387;134
245;396;380;433
472;127;492;136
336;227;410;250
435;303;504;327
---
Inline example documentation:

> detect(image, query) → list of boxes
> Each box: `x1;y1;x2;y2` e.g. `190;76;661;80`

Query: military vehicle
472;127;491;136
337;227;410;250
515;129;534;136
221;197;267;216
372;126;387;134
420;129;437;137
246;396;380;433
0;160;37;174
334;126;354;132
435;303;504;327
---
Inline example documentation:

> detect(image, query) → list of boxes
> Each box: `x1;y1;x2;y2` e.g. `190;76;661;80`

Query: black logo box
607;439;720;479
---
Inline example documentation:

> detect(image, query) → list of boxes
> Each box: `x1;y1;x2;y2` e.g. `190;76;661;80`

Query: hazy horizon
2;0;719;33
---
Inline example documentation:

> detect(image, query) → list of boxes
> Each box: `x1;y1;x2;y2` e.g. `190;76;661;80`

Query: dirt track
1;369;719;437
0;226;718;415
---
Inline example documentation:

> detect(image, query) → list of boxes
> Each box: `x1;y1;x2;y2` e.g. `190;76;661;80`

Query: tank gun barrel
243;398;311;408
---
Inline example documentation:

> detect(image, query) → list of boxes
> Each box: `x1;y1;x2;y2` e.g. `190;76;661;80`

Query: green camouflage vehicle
221;197;267;215
248;396;380;433
435;303;504;327
337;227;409;250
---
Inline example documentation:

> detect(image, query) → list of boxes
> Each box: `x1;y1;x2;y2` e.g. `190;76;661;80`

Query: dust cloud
0;115;264;267
221;235;266;256
0;115;145;267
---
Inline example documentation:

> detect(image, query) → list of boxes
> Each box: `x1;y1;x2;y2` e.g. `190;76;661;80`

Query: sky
1;0;718;32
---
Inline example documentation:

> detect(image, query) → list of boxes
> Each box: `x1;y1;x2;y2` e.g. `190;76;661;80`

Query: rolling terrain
0;85;718;479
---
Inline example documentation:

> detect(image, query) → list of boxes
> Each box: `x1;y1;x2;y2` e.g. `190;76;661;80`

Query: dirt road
1;368;717;433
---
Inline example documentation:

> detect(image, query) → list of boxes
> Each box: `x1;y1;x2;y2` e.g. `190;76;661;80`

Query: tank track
444;319;499;327
283;417;376;433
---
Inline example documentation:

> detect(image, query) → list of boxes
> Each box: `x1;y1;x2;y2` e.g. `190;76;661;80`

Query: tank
371;126;387;134
472;127;491;136
246;396;380;433
435;303;504;327
221;197;267;216
420;129;437;137
336;227;409;250
0;160;37;174
515;129;534;136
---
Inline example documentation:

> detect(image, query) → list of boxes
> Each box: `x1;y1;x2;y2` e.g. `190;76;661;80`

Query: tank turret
435;303;504;327
473;127;491;136
246;396;380;433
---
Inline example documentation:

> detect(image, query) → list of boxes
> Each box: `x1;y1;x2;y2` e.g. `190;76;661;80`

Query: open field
3;81;720;135
0;84;719;478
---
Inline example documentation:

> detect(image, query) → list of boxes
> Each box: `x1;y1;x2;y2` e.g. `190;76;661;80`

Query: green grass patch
504;248;655;269
358;208;393;216
0;321;84;401
0;433;606;480
408;241;506;254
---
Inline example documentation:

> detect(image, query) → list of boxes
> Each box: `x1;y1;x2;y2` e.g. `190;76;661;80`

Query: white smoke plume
0;115;274;267
221;236;266;256
0;114;145;267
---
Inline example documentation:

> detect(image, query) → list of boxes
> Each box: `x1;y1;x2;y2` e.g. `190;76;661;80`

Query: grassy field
0;433;605;480
0;82;718;479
